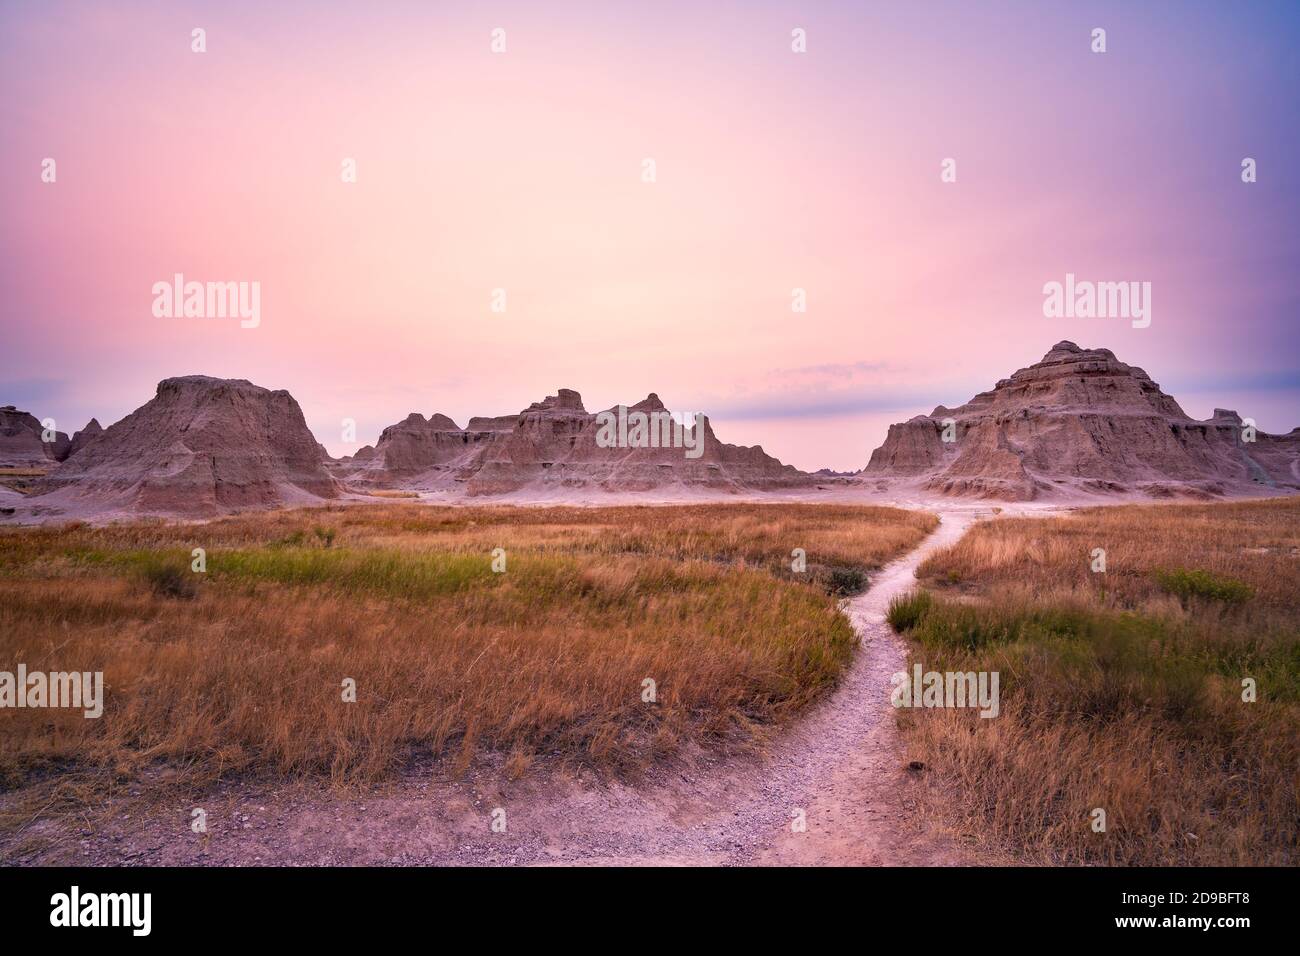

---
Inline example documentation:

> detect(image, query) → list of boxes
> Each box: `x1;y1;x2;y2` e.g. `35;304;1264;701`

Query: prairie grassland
0;503;934;841
890;497;1300;865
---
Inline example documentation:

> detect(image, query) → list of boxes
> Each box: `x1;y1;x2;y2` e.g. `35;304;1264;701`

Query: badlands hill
0;405;71;467
338;389;809;495
6;378;805;521
863;341;1300;500
30;376;340;518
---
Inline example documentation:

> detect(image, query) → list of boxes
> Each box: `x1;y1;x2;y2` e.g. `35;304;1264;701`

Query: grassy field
0;502;934;842
889;497;1300;865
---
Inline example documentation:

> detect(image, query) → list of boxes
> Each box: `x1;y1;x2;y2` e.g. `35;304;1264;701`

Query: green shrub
824;565;866;596
1156;568;1254;605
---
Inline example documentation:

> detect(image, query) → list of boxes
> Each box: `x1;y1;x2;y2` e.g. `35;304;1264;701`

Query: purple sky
2;1;1297;469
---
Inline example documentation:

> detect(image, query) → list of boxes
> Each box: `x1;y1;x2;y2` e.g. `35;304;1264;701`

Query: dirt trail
9;509;991;867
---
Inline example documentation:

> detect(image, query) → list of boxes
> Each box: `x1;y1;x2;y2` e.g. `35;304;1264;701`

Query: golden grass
0;502;934;843
894;497;1300;865
918;497;1300;608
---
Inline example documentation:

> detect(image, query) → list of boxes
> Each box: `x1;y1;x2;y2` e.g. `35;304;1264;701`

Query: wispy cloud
768;360;893;383
696;360;981;422
703;391;939;421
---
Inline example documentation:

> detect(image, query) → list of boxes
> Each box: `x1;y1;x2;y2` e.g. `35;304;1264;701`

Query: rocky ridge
862;341;1300;499
31;376;341;518
340;389;808;495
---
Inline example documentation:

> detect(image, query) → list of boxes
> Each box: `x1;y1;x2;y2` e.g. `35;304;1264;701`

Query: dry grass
892;497;1300;865
0;502;934;843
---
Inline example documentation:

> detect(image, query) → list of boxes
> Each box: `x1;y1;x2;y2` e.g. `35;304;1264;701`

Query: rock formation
338;389;809;495
0;405;70;467
32;376;341;517
863;341;1300;500
338;411;509;488
65;418;104;461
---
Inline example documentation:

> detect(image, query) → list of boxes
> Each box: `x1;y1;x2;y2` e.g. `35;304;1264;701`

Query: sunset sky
3;0;1297;471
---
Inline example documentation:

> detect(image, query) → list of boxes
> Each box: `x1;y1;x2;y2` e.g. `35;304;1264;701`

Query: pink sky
3;1;1297;470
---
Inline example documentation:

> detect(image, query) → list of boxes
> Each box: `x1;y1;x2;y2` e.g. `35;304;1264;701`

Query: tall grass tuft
139;556;197;600
887;590;933;631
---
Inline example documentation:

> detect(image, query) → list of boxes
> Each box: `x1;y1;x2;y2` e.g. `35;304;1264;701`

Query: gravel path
8;509;988;867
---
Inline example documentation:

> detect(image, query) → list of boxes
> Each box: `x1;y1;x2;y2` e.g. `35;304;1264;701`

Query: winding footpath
11;509;989;867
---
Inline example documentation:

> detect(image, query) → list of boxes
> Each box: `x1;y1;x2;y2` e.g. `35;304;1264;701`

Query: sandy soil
5;469;1262;526
4;507;1012;867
